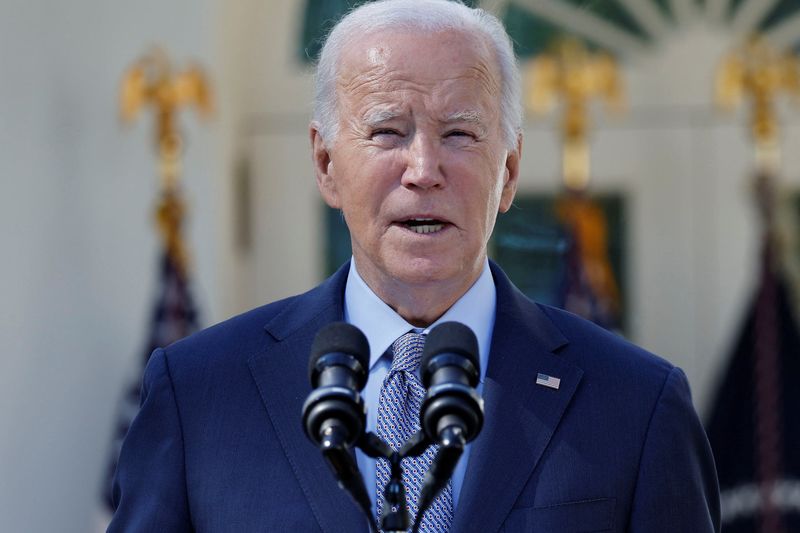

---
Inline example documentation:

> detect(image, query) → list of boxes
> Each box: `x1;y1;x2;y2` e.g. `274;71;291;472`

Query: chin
387;255;469;287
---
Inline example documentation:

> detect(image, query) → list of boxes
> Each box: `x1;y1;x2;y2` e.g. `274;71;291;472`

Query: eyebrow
444;110;484;126
360;108;487;130
444;110;488;136
362;108;402;127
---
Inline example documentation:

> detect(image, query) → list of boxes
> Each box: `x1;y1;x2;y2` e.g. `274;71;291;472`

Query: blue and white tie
376;332;454;532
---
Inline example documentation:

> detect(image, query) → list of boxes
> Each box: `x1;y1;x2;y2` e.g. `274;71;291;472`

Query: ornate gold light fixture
526;38;624;191
120;47;213;276
716;36;800;175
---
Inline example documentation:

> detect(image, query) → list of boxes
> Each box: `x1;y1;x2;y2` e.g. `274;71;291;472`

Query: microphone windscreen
309;322;370;379
421;321;479;371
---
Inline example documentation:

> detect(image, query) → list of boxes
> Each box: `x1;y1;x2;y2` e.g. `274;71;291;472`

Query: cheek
335;159;395;215
475;165;509;231
356;154;404;195
472;160;507;206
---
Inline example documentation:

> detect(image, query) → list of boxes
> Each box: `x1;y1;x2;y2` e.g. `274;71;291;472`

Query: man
109;1;720;531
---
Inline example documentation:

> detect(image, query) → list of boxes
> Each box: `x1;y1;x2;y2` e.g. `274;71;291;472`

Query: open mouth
401;218;446;234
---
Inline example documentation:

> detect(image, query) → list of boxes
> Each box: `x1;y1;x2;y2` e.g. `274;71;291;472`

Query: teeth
410;223;444;234
402;218;445;234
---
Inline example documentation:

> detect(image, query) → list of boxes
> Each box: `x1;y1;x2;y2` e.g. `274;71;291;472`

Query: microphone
413;321;484;532
302;322;370;447
302;322;376;531
420;321;483;445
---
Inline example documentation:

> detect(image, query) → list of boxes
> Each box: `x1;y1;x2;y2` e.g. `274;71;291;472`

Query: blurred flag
555;192;622;331
97;193;199;527
706;224;800;531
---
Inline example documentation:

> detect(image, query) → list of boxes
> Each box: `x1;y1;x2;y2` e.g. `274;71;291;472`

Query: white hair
313;0;522;150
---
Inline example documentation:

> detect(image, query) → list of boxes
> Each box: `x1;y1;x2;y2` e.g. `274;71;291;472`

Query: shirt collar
344;258;495;381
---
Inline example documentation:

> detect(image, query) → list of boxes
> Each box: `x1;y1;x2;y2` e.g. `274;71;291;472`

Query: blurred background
2;0;799;531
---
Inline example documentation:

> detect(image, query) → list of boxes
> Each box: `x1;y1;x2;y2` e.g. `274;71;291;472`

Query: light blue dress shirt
344;258;496;515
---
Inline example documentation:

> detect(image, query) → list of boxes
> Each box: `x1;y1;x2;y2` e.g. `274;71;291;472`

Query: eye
370;128;405;147
372;128;401;138
444;130;477;141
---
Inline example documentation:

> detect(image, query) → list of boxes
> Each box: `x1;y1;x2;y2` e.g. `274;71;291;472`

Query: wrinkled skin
311;29;521;326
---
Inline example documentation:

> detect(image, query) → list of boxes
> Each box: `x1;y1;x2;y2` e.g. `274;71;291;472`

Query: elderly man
109;1;720;531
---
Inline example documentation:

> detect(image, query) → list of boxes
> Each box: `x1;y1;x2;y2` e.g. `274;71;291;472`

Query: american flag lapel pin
536;373;561;390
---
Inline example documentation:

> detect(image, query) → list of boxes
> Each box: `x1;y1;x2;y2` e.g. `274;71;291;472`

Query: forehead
335;29;501;116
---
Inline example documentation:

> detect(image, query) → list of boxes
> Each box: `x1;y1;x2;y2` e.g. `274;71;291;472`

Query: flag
706;238;800;532
554;192;622;331
535;373;562;390
99;192;200;522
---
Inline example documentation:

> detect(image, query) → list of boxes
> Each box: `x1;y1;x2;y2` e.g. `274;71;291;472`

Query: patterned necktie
376;332;454;532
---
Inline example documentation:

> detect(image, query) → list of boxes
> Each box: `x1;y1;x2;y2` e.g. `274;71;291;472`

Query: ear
498;133;522;213
310;123;340;208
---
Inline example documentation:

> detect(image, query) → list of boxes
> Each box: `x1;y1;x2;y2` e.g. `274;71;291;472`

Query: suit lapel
451;264;583;533
247;263;369;533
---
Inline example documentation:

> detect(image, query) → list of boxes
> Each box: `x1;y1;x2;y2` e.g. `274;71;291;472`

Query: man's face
313;29;520;296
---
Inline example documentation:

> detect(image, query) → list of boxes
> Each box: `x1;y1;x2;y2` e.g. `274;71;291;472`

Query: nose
400;134;445;190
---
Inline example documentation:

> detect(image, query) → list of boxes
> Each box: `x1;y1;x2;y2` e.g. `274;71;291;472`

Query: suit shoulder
183;294;294;343
151;264;348;383
158;291;309;374
537;303;675;383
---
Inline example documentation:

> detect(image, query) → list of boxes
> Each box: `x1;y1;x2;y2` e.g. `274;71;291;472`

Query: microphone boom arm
318;423;379;533
411;426;466;533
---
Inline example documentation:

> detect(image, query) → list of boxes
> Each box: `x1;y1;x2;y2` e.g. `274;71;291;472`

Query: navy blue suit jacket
110;262;720;532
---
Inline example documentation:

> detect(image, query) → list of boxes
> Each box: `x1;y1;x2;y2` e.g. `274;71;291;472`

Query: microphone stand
356;429;463;533
358;431;413;533
410;426;465;533
308;402;463;533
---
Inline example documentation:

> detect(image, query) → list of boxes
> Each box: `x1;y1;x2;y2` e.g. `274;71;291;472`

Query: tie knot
390;331;425;372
